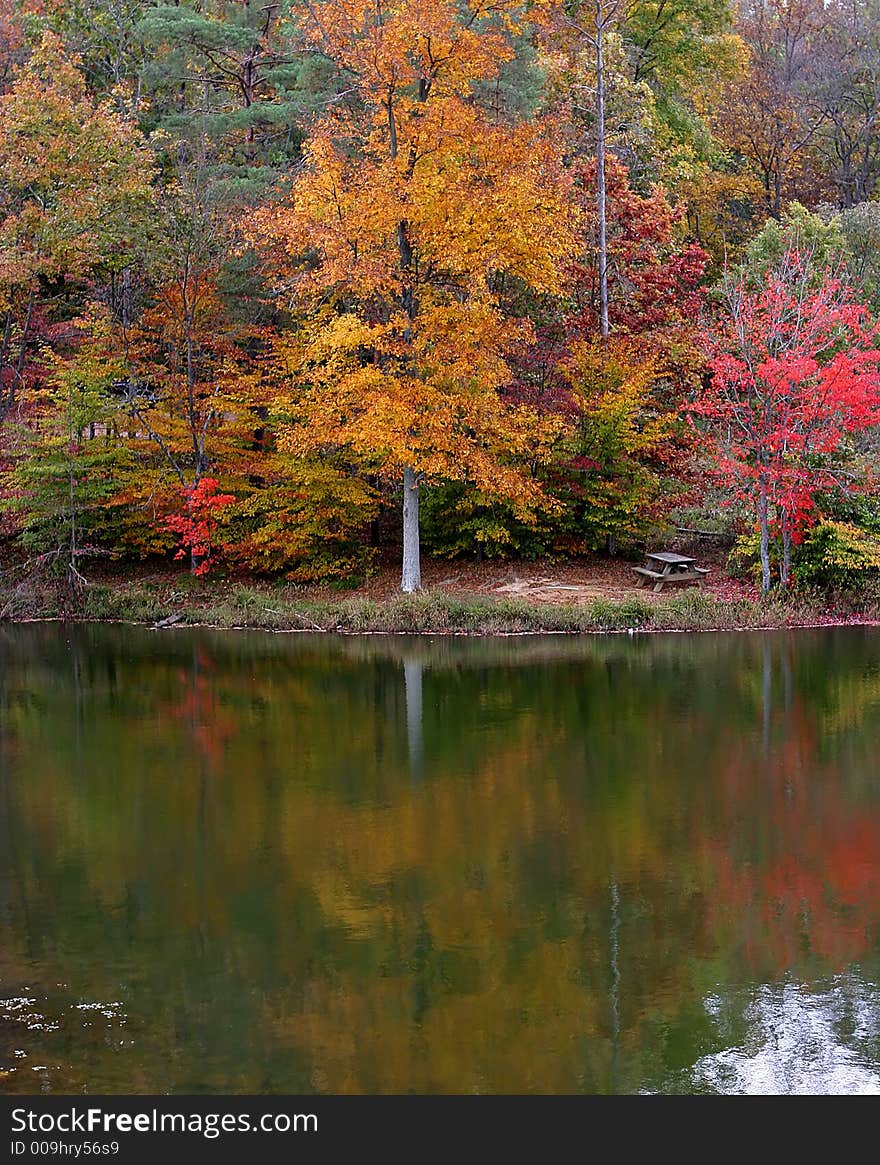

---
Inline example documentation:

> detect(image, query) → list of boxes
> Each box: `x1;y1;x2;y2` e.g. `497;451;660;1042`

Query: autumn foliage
693;250;880;589
0;1;879;593
165;478;235;576
567;157;709;344
245;0;578;589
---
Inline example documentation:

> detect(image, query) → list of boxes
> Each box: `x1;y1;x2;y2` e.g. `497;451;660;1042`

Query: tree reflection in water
2;625;880;1093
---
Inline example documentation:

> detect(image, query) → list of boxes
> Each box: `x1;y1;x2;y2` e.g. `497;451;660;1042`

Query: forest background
3;0;880;605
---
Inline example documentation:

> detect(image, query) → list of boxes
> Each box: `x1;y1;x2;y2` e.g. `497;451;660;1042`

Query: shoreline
6;618;880;637
2;576;878;636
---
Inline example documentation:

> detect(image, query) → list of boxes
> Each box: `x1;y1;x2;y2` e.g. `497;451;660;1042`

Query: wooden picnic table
632;551;710;593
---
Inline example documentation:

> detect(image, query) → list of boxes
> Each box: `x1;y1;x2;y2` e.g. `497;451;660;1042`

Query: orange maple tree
248;0;577;590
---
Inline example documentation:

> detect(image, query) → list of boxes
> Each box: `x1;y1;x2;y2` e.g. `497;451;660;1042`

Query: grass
2;571;871;634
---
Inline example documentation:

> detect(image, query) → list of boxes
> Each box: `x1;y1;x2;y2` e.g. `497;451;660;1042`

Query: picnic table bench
632;551;710;593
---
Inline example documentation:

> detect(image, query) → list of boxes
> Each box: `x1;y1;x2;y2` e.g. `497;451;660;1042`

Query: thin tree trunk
187;489;203;576
758;475;772;593
0;310;13;402
781;515;792;589
401;465;421;593
773;164;783;220
243;56;257;164
66;375;87;590
68;383;78;584
596;3;610;340
121;265;133;329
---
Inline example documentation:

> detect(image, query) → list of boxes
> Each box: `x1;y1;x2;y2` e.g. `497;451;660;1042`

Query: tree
693;248;880;591
567;155;708;345
35;0;149;103
0;33;153;425
837;201;880;316
715;0;829;218
814;0;880;208
32;154;268;576
0;0;26;94
743;200;847;280
552;339;688;552
538;0;733;324
136;1;309;179
626;0;737;91
164;476;234;575
248;0;576;592
595;1;614;339
561;1;625;340
116;187;256;573
1;325;135;585
544;1;742;174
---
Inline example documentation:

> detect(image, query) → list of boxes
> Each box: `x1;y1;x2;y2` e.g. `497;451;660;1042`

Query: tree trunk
781;515;792;589
186;491;203;576
596;4;610;340
773;164;782;220
0;310;13;412
67;382;79;588
401;465;421;593
121;265;133;329
758;475;772;593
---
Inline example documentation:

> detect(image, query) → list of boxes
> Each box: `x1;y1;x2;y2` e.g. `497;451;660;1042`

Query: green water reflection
1;625;880;1094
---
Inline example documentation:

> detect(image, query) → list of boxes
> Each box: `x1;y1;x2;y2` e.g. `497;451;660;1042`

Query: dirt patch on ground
295;545;736;605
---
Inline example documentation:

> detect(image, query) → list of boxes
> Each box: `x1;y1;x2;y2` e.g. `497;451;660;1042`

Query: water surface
1;625;879;1094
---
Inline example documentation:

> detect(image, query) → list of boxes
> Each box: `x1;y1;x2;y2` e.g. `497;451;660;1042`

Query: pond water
1;624;880;1095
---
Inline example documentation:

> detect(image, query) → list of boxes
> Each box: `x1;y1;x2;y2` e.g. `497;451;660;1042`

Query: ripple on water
692;977;880;1095
0;994;130;1084
0;996;61;1032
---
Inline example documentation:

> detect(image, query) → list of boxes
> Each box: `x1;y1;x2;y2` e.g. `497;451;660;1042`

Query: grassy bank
2;573;875;634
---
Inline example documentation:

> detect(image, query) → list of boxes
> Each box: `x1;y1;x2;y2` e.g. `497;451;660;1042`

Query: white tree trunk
401;465;422;592
596;2;610;340
404;656;424;780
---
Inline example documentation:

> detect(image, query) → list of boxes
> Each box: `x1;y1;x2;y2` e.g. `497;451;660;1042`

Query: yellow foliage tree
248;0;577;590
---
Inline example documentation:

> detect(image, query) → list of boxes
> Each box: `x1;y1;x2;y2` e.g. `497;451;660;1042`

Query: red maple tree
692;249;880;591
165;477;235;576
